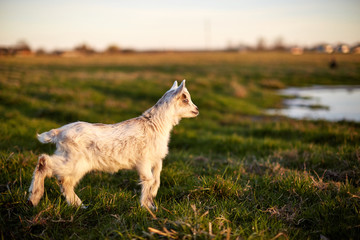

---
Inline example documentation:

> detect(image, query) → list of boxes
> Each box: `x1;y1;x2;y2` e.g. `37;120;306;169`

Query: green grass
1;52;360;239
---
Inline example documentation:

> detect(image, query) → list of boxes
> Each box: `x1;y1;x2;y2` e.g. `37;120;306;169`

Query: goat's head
173;80;199;118
158;80;199;119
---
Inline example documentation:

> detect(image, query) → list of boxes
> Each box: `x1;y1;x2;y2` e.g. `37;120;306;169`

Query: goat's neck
143;105;180;136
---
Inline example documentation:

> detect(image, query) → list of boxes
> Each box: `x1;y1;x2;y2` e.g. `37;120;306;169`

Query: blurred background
1;0;359;54
1;0;359;122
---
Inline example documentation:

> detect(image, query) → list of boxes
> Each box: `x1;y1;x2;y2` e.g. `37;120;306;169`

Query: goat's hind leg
28;154;53;206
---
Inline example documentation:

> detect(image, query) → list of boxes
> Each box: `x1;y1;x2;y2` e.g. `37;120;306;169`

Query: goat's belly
91;154;135;173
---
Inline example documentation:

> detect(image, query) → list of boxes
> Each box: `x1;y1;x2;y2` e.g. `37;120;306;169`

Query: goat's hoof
152;205;157;211
148;203;157;211
141;202;156;211
80;204;88;209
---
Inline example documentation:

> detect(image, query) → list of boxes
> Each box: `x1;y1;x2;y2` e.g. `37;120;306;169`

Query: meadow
0;52;359;239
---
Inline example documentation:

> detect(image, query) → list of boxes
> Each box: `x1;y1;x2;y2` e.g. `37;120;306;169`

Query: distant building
336;44;350;54
353;46;360;54
317;44;334;54
290;47;304;55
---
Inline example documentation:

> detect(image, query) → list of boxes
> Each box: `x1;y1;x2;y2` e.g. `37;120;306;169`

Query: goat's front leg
137;163;156;209
150;160;162;198
59;176;83;207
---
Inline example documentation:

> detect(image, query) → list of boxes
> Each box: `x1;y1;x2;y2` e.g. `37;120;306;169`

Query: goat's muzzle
192;107;199;116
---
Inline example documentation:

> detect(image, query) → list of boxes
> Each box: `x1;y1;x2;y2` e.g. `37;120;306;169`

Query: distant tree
105;44;121;54
122;48;135;54
36;48;47;55
225;40;236;52
273;37;286;51
256;37;266;51
14;40;31;51
74;43;95;54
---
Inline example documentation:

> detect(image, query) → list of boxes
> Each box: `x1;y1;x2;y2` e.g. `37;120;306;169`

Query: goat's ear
170;81;178;91
178;79;186;92
174;79;186;95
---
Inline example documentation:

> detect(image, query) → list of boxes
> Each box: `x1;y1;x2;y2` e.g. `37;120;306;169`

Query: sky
0;0;359;51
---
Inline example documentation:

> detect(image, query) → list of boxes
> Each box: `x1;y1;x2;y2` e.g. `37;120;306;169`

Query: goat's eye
182;94;189;103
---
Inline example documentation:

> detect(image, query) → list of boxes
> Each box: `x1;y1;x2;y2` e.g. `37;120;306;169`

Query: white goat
28;80;198;209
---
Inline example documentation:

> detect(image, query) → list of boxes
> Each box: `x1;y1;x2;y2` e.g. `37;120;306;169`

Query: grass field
1;52;360;239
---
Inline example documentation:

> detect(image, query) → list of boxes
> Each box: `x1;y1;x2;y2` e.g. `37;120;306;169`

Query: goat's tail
37;129;60;144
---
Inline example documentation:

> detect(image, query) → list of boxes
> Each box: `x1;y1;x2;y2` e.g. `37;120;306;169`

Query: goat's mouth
191;111;199;116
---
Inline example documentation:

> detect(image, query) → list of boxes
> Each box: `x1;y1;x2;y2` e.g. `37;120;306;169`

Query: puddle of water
267;85;360;122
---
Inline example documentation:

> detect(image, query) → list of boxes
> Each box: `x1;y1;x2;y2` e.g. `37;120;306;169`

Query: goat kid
28;80;198;209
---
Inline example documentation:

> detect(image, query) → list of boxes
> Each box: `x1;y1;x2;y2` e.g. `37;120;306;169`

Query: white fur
28;80;198;209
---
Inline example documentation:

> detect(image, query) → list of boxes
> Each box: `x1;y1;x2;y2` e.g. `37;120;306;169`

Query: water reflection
267;86;360;122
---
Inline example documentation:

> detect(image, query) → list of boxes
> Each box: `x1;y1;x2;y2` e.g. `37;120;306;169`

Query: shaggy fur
28;80;198;209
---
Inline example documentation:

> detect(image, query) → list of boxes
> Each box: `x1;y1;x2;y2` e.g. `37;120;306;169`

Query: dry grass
230;81;248;98
260;79;285;89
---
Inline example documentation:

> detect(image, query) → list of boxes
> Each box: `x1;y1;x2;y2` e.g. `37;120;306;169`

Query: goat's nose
195;106;199;115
